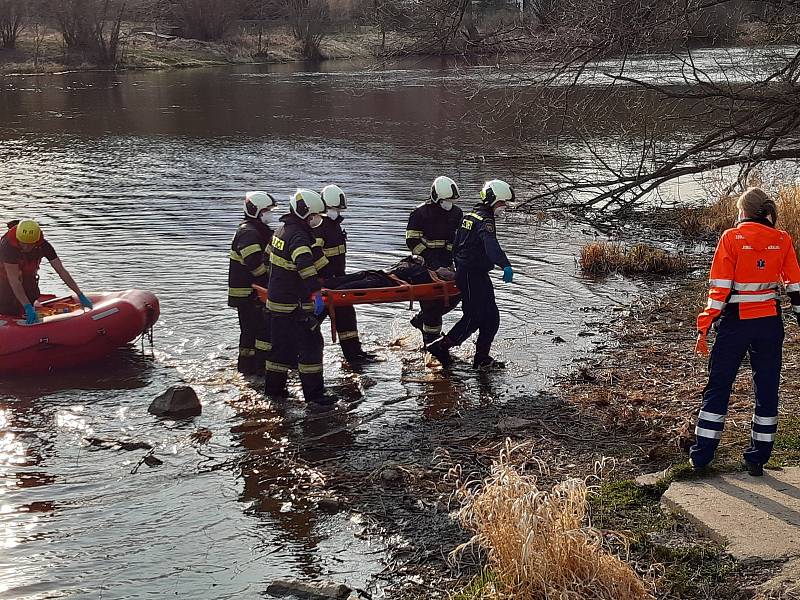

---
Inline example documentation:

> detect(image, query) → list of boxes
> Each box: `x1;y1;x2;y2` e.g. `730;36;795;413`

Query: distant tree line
1;0;797;66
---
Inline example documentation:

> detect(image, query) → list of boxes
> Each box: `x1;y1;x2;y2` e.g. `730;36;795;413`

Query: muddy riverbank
303;230;800;599
0;27;413;76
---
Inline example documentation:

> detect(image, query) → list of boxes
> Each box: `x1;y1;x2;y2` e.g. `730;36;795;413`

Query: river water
0;53;720;598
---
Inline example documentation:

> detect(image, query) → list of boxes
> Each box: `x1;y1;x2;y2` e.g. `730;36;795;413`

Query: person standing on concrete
692;187;800;476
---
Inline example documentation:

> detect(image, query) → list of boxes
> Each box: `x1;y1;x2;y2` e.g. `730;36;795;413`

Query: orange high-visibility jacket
698;220;800;334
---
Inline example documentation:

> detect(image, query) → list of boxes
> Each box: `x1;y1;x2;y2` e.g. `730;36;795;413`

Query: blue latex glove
312;293;325;316
23;303;37;324
502;266;514;283
78;292;93;309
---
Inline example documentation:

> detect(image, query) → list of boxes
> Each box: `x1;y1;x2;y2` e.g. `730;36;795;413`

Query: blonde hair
737;187;777;223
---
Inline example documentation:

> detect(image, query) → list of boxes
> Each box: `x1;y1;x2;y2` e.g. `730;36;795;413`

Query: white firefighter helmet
430;176;459;202
244;191;277;218
480;179;515;207
321;184;347;210
289;188;325;219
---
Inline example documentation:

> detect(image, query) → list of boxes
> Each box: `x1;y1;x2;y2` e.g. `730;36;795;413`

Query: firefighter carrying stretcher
427;180;515;370
264;189;336;406
228;191;276;375
405;176;463;346
315;184;374;364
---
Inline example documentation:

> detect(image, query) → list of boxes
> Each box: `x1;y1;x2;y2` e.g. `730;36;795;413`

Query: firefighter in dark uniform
0;219;93;323
265;189;336;405
405;176;463;346
316;184;374;363
427;180;515;370
228;191;276;375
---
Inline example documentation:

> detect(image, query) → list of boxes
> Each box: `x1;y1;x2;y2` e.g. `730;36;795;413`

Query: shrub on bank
580;242;689;276
452;450;652;600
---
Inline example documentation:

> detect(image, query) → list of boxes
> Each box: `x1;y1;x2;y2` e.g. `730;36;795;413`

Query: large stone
148;386;202;418
662;468;800;561
266;579;352;599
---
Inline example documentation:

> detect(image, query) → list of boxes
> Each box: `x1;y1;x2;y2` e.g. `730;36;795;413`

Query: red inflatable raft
0;289;160;375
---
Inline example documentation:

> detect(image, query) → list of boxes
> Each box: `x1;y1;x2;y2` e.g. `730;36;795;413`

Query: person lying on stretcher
322;255;454;290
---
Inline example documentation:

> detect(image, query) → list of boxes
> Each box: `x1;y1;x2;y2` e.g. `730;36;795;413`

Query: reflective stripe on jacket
227;218;272;307
315;215;347;278
267;213;326;314
697;219;800;333
405;201;463;269
453;204;511;272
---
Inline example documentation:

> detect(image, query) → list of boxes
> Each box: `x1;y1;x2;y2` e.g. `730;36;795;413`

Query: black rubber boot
426;336;453;367
473;356;506;371
745;461;764;477
344;349;377;364
689;457;710;475
308;394;338;407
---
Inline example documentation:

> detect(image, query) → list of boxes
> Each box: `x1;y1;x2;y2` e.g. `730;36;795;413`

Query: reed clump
678;184;800;255
580;242;689;276
453;451;653;600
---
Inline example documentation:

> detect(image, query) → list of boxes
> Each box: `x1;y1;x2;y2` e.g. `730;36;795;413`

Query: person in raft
0;219;93;324
426;179;515;371
691;187;800;476
228;191;278;375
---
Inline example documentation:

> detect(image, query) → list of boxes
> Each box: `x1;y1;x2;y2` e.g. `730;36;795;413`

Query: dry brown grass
678;184;800;255
677;194;737;238
580;242;689;276
452;446;653;600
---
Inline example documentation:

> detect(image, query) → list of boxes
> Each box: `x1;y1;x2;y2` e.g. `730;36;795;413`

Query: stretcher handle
324;290;338;343
428;270;452;307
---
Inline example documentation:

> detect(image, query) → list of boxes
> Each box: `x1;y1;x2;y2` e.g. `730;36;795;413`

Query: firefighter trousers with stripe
412;297;462;345
321;305;362;358
264;310;324;401
236;298;270;375
690;314;784;467
445;270;499;361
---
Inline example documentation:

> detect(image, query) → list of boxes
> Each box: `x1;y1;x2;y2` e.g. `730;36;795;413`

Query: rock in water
148;386;202;418
266;579;352;599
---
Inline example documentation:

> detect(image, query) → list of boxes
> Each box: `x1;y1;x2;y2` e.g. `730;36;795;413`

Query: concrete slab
662;468;800;561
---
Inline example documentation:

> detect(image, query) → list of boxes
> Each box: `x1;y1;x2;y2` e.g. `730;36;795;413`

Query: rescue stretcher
252;278;460;342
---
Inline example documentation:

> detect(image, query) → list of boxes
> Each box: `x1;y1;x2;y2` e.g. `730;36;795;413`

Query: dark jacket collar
242;216;273;236
280;212;311;231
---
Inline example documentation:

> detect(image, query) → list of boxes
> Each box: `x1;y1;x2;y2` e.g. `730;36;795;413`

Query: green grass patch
588;479;745;598
589;480;672;533
770;415;800;467
450;568;497;600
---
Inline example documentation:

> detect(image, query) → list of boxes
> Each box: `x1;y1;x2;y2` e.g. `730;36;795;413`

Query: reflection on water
0;57;650;598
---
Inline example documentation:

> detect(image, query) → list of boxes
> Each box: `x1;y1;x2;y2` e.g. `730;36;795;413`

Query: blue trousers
690;314;784;467
446;269;499;361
